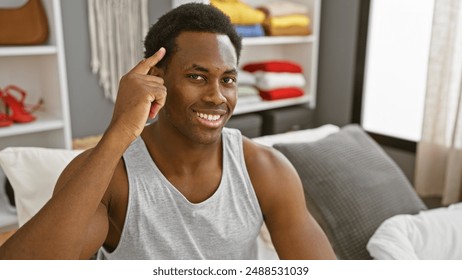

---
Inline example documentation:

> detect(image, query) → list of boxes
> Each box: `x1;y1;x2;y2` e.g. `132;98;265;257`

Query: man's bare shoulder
242;136;306;221
242;137;301;197
242;136;294;173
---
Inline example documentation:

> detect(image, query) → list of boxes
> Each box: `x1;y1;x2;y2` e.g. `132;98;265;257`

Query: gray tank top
97;128;263;259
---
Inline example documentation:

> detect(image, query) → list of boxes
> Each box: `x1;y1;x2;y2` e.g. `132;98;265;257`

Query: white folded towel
238;70;257;86
238;85;259;97
254;71;306;91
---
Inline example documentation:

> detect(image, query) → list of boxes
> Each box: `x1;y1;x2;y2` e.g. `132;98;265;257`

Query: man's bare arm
244;139;336;260
0;134;127;259
0;48;167;260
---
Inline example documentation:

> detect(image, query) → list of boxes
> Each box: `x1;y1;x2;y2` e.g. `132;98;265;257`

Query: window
361;0;435;142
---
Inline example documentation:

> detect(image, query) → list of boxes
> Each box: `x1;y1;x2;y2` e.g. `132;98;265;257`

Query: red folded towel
242;61;303;73
259;87;304;100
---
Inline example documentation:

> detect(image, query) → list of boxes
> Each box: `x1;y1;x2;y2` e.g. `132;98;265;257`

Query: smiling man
0;3;335;260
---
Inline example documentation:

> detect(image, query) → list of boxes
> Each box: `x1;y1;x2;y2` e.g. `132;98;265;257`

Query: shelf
0;112;64;138
0;45;58;57
0;0;72;150
234;94;311;115
242;35;315;46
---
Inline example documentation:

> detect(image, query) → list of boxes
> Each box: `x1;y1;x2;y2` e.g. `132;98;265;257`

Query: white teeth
196;112;220;121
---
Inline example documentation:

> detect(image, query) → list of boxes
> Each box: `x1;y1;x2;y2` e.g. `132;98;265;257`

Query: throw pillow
0;147;82;226
274;124;427;259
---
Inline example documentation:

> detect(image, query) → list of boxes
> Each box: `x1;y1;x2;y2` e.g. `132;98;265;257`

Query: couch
1;124;461;259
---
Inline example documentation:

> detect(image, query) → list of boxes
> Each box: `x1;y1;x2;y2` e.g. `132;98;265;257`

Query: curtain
414;0;462;205
87;0;149;103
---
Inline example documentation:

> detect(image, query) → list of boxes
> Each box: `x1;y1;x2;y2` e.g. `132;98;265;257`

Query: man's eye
188;74;204;80
222;77;236;84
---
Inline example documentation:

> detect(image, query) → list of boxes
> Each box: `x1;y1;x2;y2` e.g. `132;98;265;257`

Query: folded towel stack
211;0;265;38
258;1;311;36
237;70;259;99
242;61;306;101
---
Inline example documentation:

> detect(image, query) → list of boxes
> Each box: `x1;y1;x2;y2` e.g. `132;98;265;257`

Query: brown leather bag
0;0;49;45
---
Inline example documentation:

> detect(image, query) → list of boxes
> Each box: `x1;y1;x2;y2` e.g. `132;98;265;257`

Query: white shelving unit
172;0;321;115
0;0;72;150
235;95;311;115
242;35;315;45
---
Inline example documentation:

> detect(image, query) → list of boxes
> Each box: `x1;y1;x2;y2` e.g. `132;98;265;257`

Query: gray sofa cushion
274;124;427;259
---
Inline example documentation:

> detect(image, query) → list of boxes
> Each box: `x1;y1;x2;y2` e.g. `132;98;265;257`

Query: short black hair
144;3;242;69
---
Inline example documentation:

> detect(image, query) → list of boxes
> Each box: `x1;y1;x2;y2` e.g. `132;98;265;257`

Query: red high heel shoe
0;90;13;127
2;85;36;123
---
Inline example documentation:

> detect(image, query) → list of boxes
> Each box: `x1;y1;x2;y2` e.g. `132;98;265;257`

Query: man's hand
109;47;167;141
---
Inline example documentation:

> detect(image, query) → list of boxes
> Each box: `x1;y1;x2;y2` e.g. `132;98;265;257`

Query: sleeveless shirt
97;127;263;259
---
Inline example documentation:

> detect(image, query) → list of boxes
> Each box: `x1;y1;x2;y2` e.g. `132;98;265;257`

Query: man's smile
193;109;227;128
196;112;221;121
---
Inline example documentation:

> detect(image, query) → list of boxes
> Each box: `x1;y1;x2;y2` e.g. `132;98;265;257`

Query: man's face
159;31;238;145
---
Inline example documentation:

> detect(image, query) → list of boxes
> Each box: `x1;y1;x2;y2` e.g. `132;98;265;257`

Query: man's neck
141;120;222;172
141;120;224;201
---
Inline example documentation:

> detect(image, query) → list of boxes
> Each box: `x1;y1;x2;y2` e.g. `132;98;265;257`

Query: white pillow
252;124;340;147
0;147;82;226
367;202;462;260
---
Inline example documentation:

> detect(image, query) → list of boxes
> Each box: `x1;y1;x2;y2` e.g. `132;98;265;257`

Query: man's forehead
174;32;235;54
172;32;237;67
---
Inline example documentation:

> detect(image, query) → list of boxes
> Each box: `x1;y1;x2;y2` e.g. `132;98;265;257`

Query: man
0;3;335;260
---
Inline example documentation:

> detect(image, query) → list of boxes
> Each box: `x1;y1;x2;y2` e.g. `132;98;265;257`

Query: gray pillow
274;124;427;259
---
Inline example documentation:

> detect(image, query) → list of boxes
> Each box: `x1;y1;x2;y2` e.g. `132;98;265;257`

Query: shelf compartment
0;112;64;138
0;46;58;57
0;0;74;151
234;94;311;115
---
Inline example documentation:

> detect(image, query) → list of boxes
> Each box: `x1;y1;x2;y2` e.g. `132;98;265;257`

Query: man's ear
148;66;164;77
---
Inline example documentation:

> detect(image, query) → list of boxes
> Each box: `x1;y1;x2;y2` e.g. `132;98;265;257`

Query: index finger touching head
132;47;166;74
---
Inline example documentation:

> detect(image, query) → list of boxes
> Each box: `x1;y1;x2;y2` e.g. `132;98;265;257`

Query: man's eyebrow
185;64;237;75
186;64;209;73
224;68;238;75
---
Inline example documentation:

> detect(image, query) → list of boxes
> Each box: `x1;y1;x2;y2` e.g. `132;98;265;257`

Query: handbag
0;0;49;45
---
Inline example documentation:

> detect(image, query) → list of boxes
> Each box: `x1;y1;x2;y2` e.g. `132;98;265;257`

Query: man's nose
203;80;227;104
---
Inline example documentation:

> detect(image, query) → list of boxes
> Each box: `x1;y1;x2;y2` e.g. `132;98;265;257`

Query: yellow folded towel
265;14;310;29
265;25;310;36
211;0;265;25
